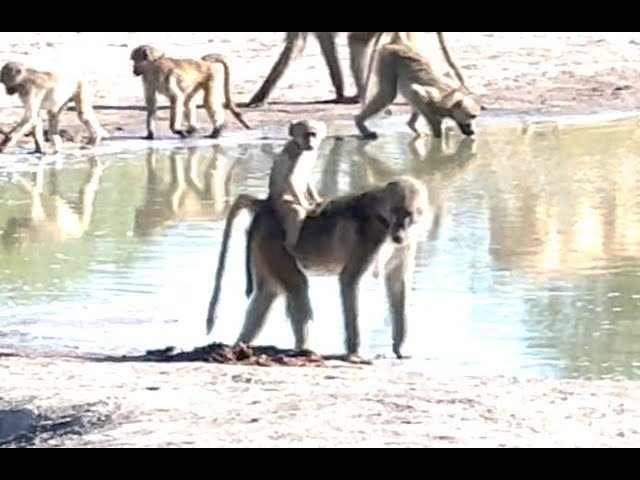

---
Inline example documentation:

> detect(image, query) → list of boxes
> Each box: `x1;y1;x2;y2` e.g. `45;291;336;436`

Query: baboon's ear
440;90;464;109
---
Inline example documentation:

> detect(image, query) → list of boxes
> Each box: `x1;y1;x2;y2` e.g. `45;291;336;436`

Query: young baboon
205;176;437;359
0;61;108;154
129;45;250;140
268;119;327;254
355;43;481;140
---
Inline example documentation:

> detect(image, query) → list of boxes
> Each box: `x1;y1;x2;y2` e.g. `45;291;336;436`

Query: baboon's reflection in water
2;157;104;250
133;145;236;236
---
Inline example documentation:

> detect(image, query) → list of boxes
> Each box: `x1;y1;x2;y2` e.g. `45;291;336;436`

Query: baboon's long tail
202;53;252;130
436;32;470;94
205;194;261;335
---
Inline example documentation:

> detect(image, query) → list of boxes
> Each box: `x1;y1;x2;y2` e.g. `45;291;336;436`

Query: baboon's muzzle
460;122;475;136
392;232;405;244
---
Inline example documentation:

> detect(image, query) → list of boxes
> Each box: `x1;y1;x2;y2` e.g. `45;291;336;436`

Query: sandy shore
1;354;639;448
2;32;640;448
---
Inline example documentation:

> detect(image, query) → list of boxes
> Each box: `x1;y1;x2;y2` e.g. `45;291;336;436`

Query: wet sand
1;32;640;448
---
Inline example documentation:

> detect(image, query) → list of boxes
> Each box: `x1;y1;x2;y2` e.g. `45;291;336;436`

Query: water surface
2;117;640;380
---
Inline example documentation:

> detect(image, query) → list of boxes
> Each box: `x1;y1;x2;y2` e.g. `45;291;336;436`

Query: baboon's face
0;62;24;95
289;120;327;151
450;97;480;137
377;178;428;245
130;45;162;76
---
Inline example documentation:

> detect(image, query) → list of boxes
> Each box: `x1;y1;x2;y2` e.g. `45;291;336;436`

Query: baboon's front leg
339;247;378;356
383;242;415;359
0;96;44;153
143;83;158;140
407;110;426;137
420;107;444;139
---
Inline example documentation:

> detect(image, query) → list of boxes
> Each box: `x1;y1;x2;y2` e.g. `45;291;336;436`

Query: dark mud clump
98;342;372;367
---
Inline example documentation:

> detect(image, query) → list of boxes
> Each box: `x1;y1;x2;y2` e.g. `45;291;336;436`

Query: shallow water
2;116;640;380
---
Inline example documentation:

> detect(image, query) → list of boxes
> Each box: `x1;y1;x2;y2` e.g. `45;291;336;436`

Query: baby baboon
268;120;327;253
355;43;481;140
129;45;250;140
0;61;108;154
206;176;437;359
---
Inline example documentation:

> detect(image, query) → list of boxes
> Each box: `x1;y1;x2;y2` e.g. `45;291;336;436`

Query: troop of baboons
0;32;477;359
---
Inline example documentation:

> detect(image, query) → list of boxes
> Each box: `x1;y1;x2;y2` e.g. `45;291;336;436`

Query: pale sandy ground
1;32;640;145
1;355;640;448
2;32;640;448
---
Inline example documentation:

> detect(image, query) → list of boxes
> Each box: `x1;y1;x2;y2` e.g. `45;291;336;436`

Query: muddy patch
94;342;373;367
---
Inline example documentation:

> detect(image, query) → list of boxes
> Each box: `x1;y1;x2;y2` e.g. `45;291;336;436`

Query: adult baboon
355;43;481;140
206;176;439;359
130;45;250;140
247;32;465;107
361;32;470;103
0;61;108;154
